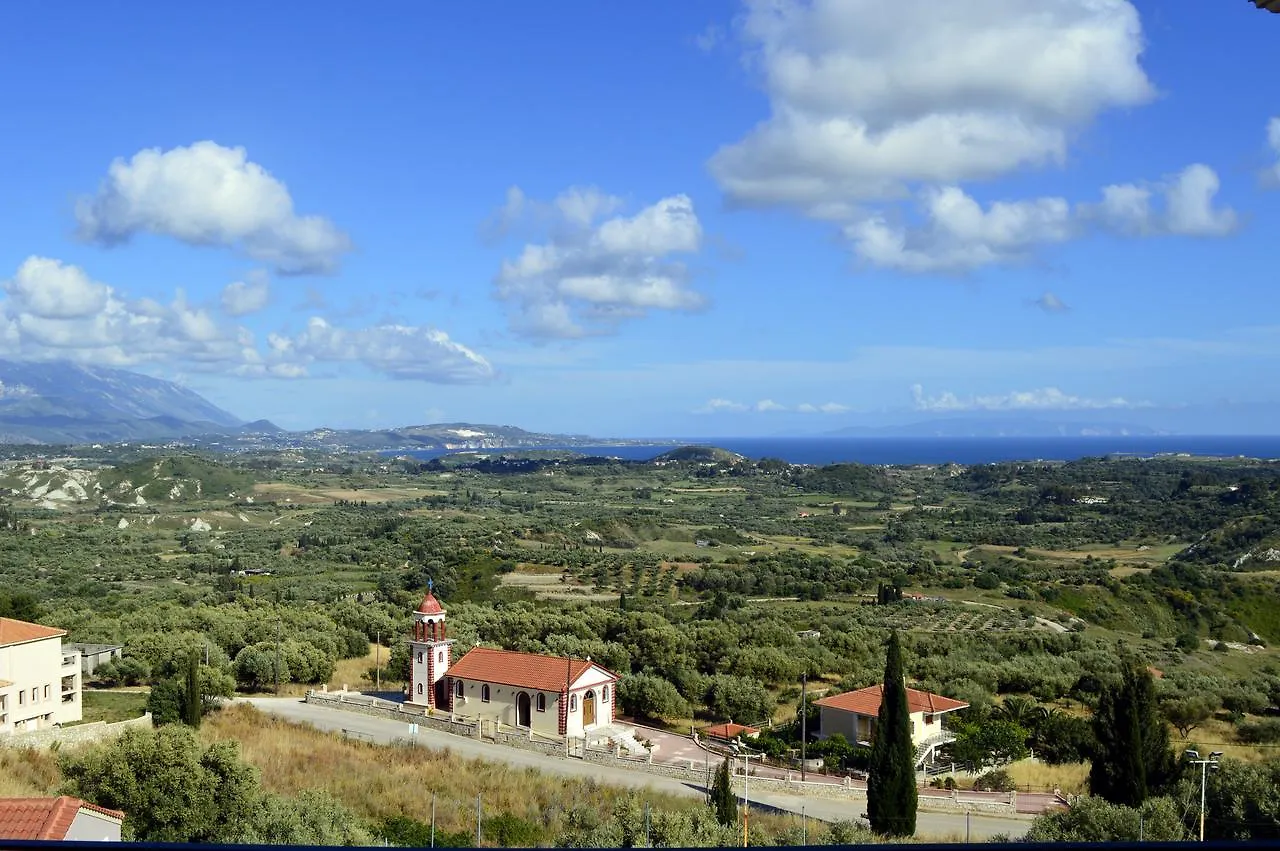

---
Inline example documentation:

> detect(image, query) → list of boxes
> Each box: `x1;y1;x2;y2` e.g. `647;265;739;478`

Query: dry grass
0;748;62;797
202;704;709;838
1003;759;1089;794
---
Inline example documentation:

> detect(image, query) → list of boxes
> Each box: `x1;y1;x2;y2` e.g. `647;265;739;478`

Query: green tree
145;678;185;726
1089;663;1176;806
866;630;916;837
1025;795;1186;842
183;652;202;728
709;757;737;827
618;673;689;721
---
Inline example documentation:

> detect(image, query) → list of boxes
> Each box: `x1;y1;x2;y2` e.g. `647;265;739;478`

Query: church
405;588;620;739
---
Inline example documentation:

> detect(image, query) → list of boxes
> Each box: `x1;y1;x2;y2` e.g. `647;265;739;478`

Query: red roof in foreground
448;647;617;692
416;592;445;615
0;797;124;840
704;722;760;739
0;618;65;648
815;684;968;717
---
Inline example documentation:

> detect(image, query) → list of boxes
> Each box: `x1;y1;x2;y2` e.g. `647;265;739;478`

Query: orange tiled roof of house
448;647;616;692
815;684;967;716
0;797;124;840
704;722;759;739
0;618;65;648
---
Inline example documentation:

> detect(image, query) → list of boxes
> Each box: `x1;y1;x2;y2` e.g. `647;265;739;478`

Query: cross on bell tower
408;580;454;710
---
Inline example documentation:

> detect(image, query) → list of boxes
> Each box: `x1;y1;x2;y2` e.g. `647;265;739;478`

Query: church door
516;692;531;728
583;690;596;727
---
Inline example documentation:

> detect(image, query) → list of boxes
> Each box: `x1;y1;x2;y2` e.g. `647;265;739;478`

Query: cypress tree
867;630;917;837
709;756;737;827
183;652;203;728
1089;662;1174;806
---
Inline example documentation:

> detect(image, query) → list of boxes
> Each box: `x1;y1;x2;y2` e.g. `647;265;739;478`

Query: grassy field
76;689;150;724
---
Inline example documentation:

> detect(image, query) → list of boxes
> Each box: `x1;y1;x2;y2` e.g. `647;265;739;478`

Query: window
536;693;546;712
481;684;490;702
601;685;609;702
570;694;577;711
455;681;464;697
32;688;38;703
43;685;50;699
417;652;423;664
438;651;444;663
925;713;935;725
18;691;24;706
417;683;423;695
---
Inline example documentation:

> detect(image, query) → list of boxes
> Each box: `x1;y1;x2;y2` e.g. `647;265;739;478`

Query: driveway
239;697;1033;840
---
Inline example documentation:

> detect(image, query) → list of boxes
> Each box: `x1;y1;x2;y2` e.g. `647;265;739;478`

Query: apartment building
0;618;82;735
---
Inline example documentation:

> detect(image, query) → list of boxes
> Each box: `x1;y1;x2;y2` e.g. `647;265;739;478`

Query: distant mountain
0;360;243;444
291;422;626;452
826;417;1165;438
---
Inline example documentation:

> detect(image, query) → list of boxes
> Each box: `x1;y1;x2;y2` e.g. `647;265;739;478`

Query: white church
406;588;620;739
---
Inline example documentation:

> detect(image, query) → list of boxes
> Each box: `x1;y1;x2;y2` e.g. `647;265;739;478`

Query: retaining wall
0;713;152;750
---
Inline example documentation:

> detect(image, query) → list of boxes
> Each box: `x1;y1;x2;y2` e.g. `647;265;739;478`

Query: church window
417;652;423;664
536;693;546;712
570;694;577;711
455;681;464;697
482;684;490;702
417;683;423;695
438;651;444;663
602;685;609;702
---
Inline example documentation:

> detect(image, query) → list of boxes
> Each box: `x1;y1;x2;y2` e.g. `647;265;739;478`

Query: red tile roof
448;647;617;692
0;796;124;840
704;722;760;740
815;684;968;717
416;593;444;615
0;618;65;648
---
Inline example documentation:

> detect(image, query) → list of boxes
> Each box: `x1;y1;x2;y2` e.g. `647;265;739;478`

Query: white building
405;591;619;739
0;796;125;841
0;618;82;735
815;683;967;767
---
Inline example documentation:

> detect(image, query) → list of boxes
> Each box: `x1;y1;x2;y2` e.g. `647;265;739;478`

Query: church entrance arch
516;692;531;728
583;690;596;727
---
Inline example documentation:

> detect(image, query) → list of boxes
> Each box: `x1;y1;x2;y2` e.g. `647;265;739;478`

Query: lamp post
734;745;764;848
1184;749;1222;842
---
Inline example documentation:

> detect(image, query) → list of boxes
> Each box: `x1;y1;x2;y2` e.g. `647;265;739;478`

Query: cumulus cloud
0;257;492;383
710;0;1153;212
847;164;1236;272
755;399;785;412
1032;291;1070;313
220;271;271;317
493;187;704;338
75;141;352;275
1262;117;1280;186
1085;164;1237;237
695;398;749;414
911;383;1142;412
797;402;849;414
697;398;847;414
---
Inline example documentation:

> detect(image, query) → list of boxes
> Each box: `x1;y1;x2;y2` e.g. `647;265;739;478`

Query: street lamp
732;743;764;848
1184;749;1222;842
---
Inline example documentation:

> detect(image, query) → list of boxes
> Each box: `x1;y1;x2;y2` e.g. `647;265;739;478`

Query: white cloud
493;188;705;338
796;402;849;414
710;0;1153;212
0;257;493;383
220;271;271;317
1032;291;1070;313
1087;164;1237;237
75;141;352;275
755;399;786;412
1265;117;1280;186
846;187;1074;272
911;383;1142;412
695;398;749;414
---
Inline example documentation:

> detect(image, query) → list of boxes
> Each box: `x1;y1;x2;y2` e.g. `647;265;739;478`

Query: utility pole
476;793;482;847
800;672;807;783
740;750;762;848
274;617;282;696
375;631;381;693
1185;749;1222;843
430;794;435;848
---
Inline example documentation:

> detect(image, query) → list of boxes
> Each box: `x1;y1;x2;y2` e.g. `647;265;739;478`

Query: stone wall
305;691;477;738
0;713;152;750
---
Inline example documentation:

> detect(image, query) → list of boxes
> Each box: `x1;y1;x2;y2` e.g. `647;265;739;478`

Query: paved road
240;698;1032;840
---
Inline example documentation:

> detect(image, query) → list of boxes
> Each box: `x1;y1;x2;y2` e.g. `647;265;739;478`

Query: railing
913;730;957;766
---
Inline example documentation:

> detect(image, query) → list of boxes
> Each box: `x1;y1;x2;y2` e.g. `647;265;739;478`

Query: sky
2;0;1279;437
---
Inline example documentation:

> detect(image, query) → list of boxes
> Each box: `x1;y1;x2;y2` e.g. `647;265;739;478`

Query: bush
973;768;1016;792
1235;718;1280;744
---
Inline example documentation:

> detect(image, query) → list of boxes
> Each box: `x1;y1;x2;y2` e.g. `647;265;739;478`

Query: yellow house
0;618;82;735
815;684;967;767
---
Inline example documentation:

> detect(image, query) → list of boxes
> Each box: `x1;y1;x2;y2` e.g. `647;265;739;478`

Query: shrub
1235;718;1280;744
974;768;1016;792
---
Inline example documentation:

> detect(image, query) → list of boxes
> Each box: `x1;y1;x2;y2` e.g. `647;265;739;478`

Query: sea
393;435;1280;467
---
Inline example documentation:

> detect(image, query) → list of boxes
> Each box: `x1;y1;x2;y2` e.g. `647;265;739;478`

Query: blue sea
394;435;1280;466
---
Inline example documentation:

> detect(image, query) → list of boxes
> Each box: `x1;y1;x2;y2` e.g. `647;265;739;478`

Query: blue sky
2;0;1279;436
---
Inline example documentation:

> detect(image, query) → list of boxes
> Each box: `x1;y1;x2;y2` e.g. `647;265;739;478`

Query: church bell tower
408;581;454;710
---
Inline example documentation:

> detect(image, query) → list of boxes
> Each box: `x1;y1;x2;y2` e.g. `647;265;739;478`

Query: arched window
570;694;577;711
602;685;609;702
536;693;546;713
481;684;491;702
437;651;444;663
417;683;423;694
455;681;464;697
417;652;423;664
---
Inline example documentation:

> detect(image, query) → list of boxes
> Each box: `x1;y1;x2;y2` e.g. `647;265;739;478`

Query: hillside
0;454;255;509
0;360;243;444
